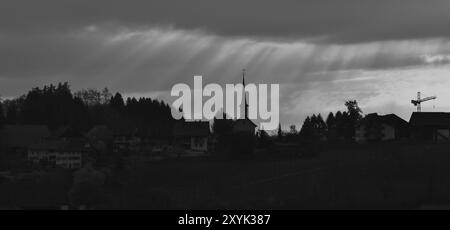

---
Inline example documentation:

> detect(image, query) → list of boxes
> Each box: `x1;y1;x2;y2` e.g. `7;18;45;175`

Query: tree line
0;82;364;143
281;100;363;143
0;82;174;137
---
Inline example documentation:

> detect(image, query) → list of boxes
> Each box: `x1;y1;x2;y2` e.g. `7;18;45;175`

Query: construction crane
411;92;436;112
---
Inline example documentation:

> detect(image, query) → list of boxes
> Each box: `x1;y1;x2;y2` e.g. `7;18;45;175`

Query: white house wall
190;137;208;152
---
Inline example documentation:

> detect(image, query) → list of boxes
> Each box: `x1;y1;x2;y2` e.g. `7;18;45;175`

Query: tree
299;116;320;157
0;83;176;142
257;129;271;148
310;114;317;128
69;164;107;209
0;100;5;126
315;114;327;138
335;111;343;123
5;102;17;124
100;88;112;105
17;82;89;130
74;88;102;106
289;125;297;134
345;100;363;121
325;112;335;130
277;123;283;141
340;111;350;140
110;93;125;112
299;116;315;140
325;112;335;140
344;100;363;141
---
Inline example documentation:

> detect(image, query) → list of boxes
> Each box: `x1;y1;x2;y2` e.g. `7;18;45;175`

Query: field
2;141;450;209
109;141;450;210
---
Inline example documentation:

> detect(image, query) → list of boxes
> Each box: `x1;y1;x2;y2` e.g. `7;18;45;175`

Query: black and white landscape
1;0;450;210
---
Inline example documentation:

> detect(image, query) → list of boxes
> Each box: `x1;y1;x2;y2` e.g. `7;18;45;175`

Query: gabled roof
173;121;210;137
111;126;138;136
233;118;257;128
409;112;450;126
357;113;408;128
51;125;83;138
86;125;113;141
379;114;408;127
29;139;65;150
0;125;50;148
29;138;91;152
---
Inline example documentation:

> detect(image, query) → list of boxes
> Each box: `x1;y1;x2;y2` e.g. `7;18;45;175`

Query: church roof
173;121;211;137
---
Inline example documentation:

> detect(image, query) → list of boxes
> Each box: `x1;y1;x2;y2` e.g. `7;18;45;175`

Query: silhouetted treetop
1;82;175;137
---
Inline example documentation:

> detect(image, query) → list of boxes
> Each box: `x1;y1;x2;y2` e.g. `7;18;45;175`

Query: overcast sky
2;0;450;130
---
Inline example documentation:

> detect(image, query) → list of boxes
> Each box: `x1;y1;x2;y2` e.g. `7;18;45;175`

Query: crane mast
411;91;437;112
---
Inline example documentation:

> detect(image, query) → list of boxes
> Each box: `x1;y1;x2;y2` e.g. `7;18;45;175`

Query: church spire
243;69;248;119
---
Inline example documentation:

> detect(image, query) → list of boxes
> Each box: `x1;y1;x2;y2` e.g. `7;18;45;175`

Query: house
173;121;210;153
112;127;141;154
86;125;113;141
409;112;450;142
0;125;50;152
213;115;256;137
133;127;174;154
355;113;409;143
232;118;257;136
28;138;92;169
50;125;83;139
85;125;113;154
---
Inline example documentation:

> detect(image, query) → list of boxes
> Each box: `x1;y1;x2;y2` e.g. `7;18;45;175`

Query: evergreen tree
277;123;283;141
299;116;314;139
0;101;4;125
326;112;335;130
110;93;125;112
5;102;17;124
0;83;176;137
316;113;327;137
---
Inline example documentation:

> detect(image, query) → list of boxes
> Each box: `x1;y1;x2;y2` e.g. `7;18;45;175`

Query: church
231;70;257;136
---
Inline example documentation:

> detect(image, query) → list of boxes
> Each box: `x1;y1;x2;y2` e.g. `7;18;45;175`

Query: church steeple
242;69;248;119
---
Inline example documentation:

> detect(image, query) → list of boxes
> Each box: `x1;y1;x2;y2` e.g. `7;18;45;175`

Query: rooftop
173;121;210;137
0;125;50;148
358;113;408;128
409;112;450;126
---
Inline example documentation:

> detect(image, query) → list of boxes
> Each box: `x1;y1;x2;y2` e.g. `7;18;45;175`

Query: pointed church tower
232;68;257;136
243;69;248;119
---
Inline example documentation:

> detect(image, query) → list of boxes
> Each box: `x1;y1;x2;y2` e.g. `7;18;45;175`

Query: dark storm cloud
2;0;450;128
2;0;450;43
1;26;447;93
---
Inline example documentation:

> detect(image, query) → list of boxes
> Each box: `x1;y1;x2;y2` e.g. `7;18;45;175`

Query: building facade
409;112;450;142
173;121;210;153
355;113;409;143
28;138;91;169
